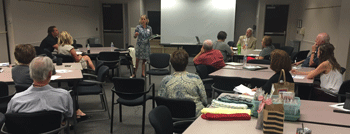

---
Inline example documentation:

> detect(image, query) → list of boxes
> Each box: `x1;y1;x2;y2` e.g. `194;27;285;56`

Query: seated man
7;56;73;118
237;28;257;49
193;39;226;70
159;49;207;116
293;33;330;67
213;31;234;62
256;36;275;59
40;26;59;53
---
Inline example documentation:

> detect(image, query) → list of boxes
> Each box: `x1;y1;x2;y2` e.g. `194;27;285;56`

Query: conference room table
209;64;314;84
0;63;83;84
183;93;350;134
76;47;129;55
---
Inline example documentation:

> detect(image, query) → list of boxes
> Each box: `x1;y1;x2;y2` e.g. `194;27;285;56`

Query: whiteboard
161;0;236;44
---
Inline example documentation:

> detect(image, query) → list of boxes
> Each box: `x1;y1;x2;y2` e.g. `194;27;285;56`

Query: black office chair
249;78;268;89
247;59;270;65
34;46;42;56
227;41;235;47
291;50;310;63
272;43;280;49
76;66;110;120
149;105;174;134
110;77;155;134
42;49;57;63
154;96;196;133
15;84;31;93
55;54;75;63
340;67;346;75
146;53;171;85
73;44;83;49
280;46;294;56
87;44;103;47
336;80;350;102
149;105;193;134
0;82;15;114
195;65;214;97
116;49;133;76
97;51;120;77
211;76;245;98
1;111;69;134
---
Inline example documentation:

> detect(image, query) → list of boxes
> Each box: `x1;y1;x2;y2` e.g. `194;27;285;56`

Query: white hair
203;40;213;50
247;28;253;33
29;56;54;82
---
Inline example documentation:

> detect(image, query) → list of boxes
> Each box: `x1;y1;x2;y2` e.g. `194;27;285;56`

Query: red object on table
201;113;251;121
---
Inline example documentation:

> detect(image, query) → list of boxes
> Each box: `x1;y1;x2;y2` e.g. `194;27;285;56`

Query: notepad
51;76;61;80
225;62;243;66
292;75;305;79
233;84;256;95
0;62;9;67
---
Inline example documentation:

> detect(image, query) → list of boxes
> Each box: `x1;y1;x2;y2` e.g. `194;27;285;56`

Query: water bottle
243;55;247;67
237;44;241;55
111;42;114;51
87;43;90;54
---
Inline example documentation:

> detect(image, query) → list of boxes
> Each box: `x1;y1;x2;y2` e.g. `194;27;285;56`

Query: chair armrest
146;83;155;94
82;80;105;85
202;78;213;83
82;73;98;78
0;113;4;126
42;118;69;134
173;117;197;122
314;87;338;97
173;120;194;128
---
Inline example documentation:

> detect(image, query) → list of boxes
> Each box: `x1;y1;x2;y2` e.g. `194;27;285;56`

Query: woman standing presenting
131;15;152;78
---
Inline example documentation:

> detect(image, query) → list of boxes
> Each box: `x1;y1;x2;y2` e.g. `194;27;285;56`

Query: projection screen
161;0;236;44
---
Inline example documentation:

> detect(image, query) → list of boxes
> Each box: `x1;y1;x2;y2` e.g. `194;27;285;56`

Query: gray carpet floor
70;57;200;134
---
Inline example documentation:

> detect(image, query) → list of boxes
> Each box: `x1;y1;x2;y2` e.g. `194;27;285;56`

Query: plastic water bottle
243;55;247;67
87;43;90;54
111;42;114;51
237;44;241;55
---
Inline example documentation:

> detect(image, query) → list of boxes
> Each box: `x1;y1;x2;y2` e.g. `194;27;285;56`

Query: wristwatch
312;51;316;54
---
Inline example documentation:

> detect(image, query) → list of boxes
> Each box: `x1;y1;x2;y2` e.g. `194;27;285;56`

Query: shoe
141;74;145;78
130;74;136;78
77;115;91;122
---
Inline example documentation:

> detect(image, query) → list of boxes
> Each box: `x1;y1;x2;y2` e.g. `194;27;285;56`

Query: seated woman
291;44;342;101
12;44;36;85
158;49;208;116
57;31;95;70
253;49;294;94
256;36;275;60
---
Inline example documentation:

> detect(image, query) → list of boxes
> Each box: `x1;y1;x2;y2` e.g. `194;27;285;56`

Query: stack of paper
0;62;9;67
233;84;256;95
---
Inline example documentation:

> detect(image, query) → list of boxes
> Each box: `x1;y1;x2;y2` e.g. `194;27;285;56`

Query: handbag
272;69;295;95
263;104;284;134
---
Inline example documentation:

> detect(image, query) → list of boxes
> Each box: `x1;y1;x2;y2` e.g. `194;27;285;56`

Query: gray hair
321;33;330;43
203;39;213;50
247;28;253;33
29;56;54;82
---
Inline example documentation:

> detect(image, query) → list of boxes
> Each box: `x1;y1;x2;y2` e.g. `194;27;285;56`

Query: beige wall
256;0;302;49
5;0;102;64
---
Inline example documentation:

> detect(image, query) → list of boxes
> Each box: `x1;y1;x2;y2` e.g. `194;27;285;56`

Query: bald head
203;40;213;51
316;33;330;46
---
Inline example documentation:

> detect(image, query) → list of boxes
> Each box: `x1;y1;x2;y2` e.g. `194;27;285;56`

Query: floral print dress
135;25;152;60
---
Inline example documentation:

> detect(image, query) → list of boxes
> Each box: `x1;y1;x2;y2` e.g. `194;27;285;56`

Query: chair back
280;46;294;56
195;65;209;79
87;44;103;47
55;54;75;63
94;60;105;75
0;82;8;97
340;67;346;75
155;96;196;118
34;46;42;56
98;52;120;61
250;78;268;88
212;76;244;92
96;66;109;82
227;41;235;47
149;106;174;134
0;91;15;113
4;111;62;134
248;59;270;65
272;43;280;49
338;80;350;95
150;53;170;68
74;44;83;49
42;49;54;59
15;84;31;93
112;77;146;100
292;50;310;62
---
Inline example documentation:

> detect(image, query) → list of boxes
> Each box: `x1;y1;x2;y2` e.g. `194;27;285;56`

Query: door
102;4;124;48
264;5;289;48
